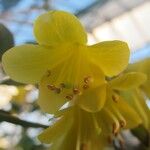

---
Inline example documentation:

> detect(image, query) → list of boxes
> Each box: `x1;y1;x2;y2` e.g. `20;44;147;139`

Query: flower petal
89;40;130;77
34;11;87;46
38;113;73;144
38;74;70;114
127;58;150;99
114;97;142;129
134;89;150;129
2;44;69;84
2;44;52;83
50;123;77;150
135;59;150;100
77;84;106;112
109;72;147;91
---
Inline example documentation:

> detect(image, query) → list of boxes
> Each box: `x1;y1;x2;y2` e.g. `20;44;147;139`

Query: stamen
112;93;119;103
84;76;93;84
83;84;89;90
60;83;65;88
119;120;126;128
112;123;119;136
103;108;120;136
47;70;51;77
65;94;74;100
47;84;56;91
73;88;81;95
92;114;101;135
55;88;61;94
110;105;126;128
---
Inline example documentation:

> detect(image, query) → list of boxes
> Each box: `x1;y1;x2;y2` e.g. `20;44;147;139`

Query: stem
0;110;48;129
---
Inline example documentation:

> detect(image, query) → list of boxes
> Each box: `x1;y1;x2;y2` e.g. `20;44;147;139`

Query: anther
84;76;93;84
112;123;119;136
112;94;119;103
55;88;61;94
47;84;56;90
83;84;89;90
60;83;65;88
65;94;74;100
119;120;126;128
73;88;81;95
47;70;51;77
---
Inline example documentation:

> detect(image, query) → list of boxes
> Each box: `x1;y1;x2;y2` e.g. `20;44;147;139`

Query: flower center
41;44;105;103
47;74;94;101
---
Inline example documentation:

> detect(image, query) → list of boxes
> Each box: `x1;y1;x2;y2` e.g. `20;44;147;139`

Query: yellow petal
90;134;109;150
50;124;77;150
38;74;70;114
114;97;142;129
133;89;150;129
2;44;70;84
137;59;150;99
2;44;51;83
109;72;147;91
34;11;87;46
122;90;149;128
127;58;150;99
88;40;130;77
77;84;106;112
38;113;73;144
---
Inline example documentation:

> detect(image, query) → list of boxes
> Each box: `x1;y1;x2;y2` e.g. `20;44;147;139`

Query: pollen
119;120;126;128
65;94;74;100
84;76;93;84
83;84;89;90
112;93;119;103
73;88;81;95
47;84;56;90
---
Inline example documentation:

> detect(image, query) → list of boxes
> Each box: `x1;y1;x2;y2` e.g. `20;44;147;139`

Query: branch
0;110;48;129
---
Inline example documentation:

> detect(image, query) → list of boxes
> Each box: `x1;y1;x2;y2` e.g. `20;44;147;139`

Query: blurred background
0;0;150;149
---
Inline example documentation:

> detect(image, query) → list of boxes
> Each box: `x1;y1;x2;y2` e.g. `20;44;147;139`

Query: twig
0;110;48;129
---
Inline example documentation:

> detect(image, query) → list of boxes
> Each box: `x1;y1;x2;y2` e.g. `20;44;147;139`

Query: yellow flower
38;106;113;150
97;72;146;133
125;59;150;129
2;11;130;113
121;88;150;130
77;72;146;112
127;58;150;99
38;101;141;150
38;72;145;150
